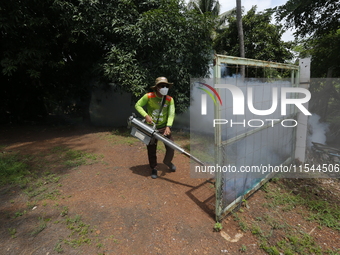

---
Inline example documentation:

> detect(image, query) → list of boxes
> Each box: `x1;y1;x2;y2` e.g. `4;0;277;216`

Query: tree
275;0;340;78
0;0;104;122
275;0;340;39
213;6;293;76
275;0;340;130
297;31;340;78
0;0;214;122
101;0;214;113
295;31;340;123
187;0;229;39
187;0;221;15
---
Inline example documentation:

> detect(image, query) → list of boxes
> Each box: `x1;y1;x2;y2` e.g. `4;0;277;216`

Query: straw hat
151;77;173;89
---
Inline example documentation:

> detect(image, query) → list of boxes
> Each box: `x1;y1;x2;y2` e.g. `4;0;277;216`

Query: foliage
187;0;230;41
274;0;340;39
296;30;340;78
297;32;340;125
187;0;221;16
275;0;340;78
0;0;214;122
278;0;340;127
102;0;214;113
213;222;223;232
0;0;102;122
213;6;294;77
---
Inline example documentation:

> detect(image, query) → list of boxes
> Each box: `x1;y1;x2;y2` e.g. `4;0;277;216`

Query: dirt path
1;125;339;255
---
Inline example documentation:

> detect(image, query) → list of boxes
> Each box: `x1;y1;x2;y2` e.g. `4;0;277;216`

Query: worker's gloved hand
164;126;171;136
145;115;153;124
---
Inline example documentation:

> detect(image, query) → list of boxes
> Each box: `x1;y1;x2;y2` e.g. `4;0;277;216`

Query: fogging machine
128;114;205;166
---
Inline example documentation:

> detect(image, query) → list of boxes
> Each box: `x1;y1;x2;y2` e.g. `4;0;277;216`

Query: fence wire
213;56;299;221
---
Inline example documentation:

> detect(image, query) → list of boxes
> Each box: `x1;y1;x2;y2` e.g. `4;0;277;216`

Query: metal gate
211;55;309;221
189;55;310;221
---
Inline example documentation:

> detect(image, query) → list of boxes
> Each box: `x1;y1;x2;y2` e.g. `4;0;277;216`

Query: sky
188;0;295;42
219;0;287;13
218;0;294;42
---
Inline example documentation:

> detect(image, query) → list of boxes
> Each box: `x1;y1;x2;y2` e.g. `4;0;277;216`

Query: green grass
240;244;247;252
99;128;139;146
0;143;102;243
262;181;340;231
50;213;100;252
13;210;27;218
8;228;17;238
188;132;215;163
31;217;49;236
249;180;340;254
233;212;249;232
0;153;31;186
231;179;340;255
54;240;64;253
1;139;109;254
61;214;93;247
1;146;99;189
51;146;99;168
306;202;340;231
251;218;324;255
274;233;323;255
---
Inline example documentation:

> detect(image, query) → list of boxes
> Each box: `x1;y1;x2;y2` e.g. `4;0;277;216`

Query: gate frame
212;54;310;221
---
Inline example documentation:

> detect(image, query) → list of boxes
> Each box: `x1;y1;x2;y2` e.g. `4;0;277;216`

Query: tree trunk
236;0;245;77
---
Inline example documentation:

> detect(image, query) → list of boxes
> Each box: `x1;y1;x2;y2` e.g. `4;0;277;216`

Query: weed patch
99;128;138;146
263;180;340;232
8;228;17;239
51;214;95;251
244;179;340;254
1;144;105;253
0;153;31;186
31;217;49;236
1;145;100;202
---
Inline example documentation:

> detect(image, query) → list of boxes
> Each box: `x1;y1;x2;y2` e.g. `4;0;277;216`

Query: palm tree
187;0;221;15
187;0;229;40
188;0;245;78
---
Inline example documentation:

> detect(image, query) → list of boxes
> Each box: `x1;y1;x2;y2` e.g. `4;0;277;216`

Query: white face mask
159;87;169;96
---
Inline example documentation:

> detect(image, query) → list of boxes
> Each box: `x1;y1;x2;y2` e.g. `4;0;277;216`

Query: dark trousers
147;127;174;169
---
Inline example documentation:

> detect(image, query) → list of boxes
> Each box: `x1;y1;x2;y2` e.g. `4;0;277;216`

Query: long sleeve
135;94;149;117
166;98;175;127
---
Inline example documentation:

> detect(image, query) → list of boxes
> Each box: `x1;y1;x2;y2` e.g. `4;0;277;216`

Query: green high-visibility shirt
135;92;175;128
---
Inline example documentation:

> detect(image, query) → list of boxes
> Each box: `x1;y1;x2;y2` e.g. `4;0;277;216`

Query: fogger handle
142;119;156;130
